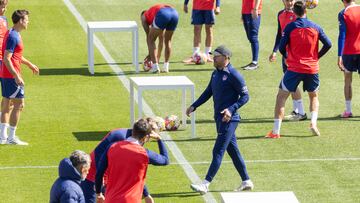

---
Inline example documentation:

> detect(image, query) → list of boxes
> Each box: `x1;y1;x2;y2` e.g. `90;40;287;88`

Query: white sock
310;111;318;126
202;180;210;187
296;99;305;115
8;125;16;139
292;100;298;113
272;119;282;135
205;47;212;55
163;62;169;71
252;61;258;64
0;123;9;140
345;100;352;113
193;47;200;55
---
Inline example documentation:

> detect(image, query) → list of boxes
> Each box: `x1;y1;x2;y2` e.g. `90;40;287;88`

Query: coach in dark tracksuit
186;45;253;194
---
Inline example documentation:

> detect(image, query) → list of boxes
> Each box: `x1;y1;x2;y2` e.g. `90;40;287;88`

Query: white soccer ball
193;52;207;65
304;0;318;9
164;115;181;131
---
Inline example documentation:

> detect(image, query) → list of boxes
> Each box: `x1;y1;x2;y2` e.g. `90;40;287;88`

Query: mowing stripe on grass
62;0;217;202
3;156;360;170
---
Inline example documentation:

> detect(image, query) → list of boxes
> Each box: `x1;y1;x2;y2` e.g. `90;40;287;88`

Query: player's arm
4;50;24;86
317;26;332;59
252;0;261;19
184;0;189;13
21;56;39;74
227;71;249;115
95;146;110;198
337;11;346;71
215;0;221;15
279;27;290;58
270;12;282;62
189;74;213;110
146;138;169;166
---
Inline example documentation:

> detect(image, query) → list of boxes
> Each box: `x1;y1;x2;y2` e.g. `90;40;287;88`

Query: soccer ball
153;116;166;132
193;52;207;65
304;0;318;9
143;59;153;72
164;115;181;131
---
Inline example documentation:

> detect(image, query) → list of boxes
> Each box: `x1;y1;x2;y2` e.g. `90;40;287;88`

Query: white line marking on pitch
2;157;360;170
62;0;216;202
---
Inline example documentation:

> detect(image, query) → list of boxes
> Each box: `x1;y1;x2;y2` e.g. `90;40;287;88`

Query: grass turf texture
0;0;360;202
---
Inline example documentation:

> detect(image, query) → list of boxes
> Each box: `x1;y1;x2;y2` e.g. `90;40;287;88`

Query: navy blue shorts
153;7;179;31
1;78;25;99
342;54;360;73
191;9;215;25
279;70;319;92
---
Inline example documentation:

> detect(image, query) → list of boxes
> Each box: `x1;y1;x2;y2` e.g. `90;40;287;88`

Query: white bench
221;191;300;203
130;76;196;138
87;21;139;74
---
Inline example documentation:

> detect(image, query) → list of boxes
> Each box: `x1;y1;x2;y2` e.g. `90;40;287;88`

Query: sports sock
252;61;258;65
310;111;318;126
193;47;200;55
8;125;16;140
345;100;352;113
163;62;169;71
202;180;210;187
0;123;9;140
292;100;299;113
272;119;282;135
296;99;305;115
205;47;211;55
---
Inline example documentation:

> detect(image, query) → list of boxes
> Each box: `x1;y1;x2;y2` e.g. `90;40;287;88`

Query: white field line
2;157;360;170
62;0;216;202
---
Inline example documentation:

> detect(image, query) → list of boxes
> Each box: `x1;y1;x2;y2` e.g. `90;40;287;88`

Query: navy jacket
50;158;85;203
192;63;249;121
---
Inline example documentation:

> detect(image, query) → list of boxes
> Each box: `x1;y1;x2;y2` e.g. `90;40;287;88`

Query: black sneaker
242;62;259;70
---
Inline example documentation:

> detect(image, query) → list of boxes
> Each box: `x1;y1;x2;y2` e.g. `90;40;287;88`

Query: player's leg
190;119;234;194
159;7;178;72
183;10;203;63
267;71;300;138
157;30;165;63
147;27;162;73
242;15;261;70
204;10;215;61
304;73;320;136
0;97;11;144
340;54;357;117
7;97;27;145
226;126;253;191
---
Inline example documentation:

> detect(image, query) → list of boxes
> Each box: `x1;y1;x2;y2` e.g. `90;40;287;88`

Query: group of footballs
155;115;181;131
143;0;318;71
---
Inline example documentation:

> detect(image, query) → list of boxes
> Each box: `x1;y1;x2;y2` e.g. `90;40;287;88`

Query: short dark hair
132;118;151;140
342;0;353;3
293;1;306;17
12;10;29;24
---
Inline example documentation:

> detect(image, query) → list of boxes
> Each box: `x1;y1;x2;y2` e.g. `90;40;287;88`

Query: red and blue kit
242;0;262;14
338;5;360;72
0;16;8;64
279;18;331;74
185;0;220;10
1;29;23;79
144;4;178;31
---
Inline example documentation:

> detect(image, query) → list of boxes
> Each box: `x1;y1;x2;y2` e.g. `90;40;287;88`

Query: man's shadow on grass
72;131;108;141
40;65;138;76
